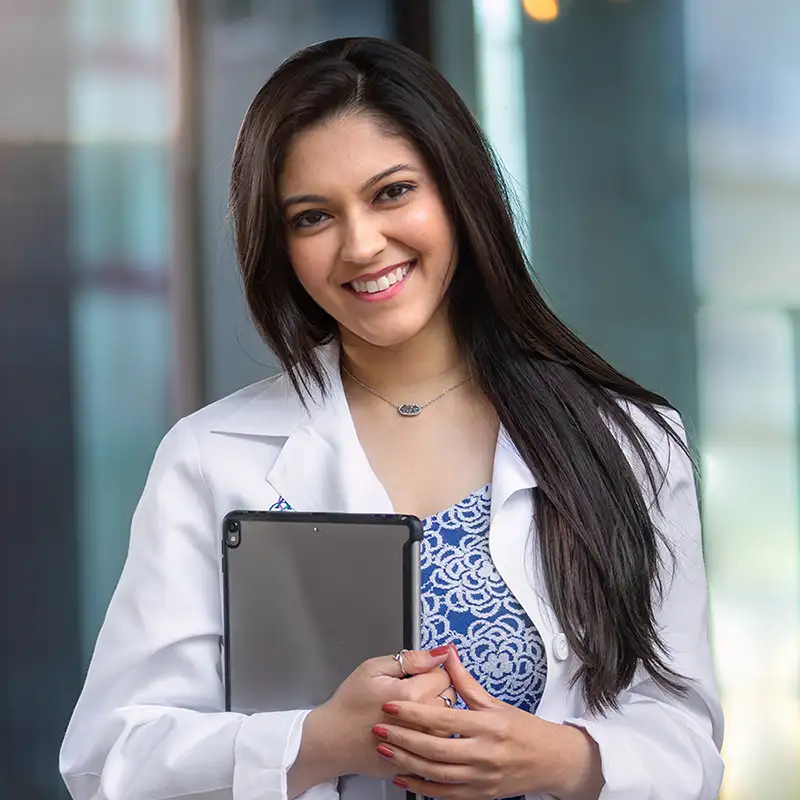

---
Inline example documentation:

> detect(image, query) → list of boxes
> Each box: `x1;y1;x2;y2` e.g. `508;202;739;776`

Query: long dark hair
229;37;689;714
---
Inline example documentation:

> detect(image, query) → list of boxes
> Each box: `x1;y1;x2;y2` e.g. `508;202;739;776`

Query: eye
374;182;416;203
290;209;330;229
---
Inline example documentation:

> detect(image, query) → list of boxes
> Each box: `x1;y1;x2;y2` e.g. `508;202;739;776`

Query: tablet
221;507;422;716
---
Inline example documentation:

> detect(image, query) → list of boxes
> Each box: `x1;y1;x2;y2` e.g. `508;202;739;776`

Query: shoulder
149;370;305;470
617;399;686;448
182;344;338;443
185;371;302;437
611;398;694;497
611;395;685;448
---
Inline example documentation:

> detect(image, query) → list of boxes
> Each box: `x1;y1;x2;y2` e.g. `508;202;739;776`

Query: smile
346;260;416;301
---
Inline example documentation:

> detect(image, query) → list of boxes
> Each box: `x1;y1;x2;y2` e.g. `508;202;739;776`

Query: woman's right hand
289;648;455;794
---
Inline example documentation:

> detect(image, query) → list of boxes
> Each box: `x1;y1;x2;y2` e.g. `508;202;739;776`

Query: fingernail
382;703;400;715
429;645;451;657
371;725;389;740
449;643;459;656
393;778;409;788
377;744;394;759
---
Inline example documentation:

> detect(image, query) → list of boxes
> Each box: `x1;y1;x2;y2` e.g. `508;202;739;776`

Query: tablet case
222;510;422;798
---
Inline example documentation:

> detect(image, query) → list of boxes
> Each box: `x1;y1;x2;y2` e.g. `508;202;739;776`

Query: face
279;113;456;349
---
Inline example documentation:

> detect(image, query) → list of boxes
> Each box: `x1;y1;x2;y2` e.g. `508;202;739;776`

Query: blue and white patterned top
420;484;547;714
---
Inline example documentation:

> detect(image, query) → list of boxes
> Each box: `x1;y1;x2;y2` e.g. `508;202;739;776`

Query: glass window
0;2;178;796
435;1;800;797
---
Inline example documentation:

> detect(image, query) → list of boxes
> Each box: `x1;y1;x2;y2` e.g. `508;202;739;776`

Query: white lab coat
60;343;724;800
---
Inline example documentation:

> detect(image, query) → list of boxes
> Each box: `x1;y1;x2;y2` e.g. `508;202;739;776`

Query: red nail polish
371;725;389;740
393;778;408;789
449;643;459;656
377;744;394;759
382;702;400;715
429;645;451;656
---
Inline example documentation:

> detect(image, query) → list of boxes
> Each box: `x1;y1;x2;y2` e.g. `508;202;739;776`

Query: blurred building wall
0;3;80;797
686;2;800;797
2;1;179;796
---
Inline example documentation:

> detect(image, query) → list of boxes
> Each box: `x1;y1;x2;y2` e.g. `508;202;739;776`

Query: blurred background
0;0;797;798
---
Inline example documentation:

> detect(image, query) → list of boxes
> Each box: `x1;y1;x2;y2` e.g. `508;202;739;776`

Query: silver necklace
341;364;471;417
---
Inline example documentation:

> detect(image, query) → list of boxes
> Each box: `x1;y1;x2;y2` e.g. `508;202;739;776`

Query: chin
343;317;433;350
351;328;423;349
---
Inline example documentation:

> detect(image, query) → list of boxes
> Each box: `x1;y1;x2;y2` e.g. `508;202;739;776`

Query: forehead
280;113;420;194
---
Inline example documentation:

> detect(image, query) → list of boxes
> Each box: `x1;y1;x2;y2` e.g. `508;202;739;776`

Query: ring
439;693;454;709
393;649;411;677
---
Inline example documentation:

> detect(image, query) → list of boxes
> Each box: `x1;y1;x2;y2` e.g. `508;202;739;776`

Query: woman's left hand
371;646;604;800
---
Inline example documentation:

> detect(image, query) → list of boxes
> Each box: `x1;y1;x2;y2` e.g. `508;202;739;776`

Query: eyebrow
281;163;419;210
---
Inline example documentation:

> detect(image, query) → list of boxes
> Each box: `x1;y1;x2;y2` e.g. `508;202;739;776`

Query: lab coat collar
208;342;340;438
491;427;538;520
211;340;537;515
210;341;390;512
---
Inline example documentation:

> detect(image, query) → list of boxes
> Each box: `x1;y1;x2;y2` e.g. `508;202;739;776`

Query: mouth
345;259;416;300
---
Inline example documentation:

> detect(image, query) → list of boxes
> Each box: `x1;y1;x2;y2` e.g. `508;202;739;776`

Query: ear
445;646;496;711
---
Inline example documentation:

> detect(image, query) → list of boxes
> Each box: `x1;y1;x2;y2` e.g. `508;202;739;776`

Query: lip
346;260;415;303
345;260;414;285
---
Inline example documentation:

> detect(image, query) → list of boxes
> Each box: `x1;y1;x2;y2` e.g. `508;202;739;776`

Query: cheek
402;203;453;257
287;237;334;294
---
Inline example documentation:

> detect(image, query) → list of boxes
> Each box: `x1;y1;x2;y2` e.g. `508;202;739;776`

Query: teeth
350;262;413;294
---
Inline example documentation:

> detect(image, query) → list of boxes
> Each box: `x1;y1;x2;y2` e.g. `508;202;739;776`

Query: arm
561;409;724;799
59;418;339;800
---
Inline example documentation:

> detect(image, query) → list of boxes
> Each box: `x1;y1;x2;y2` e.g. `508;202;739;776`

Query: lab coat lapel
490;430;573;721
489;428;541;603
265;344;394;515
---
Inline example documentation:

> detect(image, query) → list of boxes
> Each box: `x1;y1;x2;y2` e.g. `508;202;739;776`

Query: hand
308;648;457;782
371;646;604;800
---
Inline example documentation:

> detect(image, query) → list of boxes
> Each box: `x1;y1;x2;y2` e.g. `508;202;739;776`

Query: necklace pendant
398;403;422;417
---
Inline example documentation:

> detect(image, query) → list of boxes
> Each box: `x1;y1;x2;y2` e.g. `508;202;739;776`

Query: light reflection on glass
521;0;559;23
473;0;532;257
687;1;800;797
67;0;178;662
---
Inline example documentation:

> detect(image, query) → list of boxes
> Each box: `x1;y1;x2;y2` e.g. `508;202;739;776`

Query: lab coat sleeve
563;409;724;799
59;417;339;800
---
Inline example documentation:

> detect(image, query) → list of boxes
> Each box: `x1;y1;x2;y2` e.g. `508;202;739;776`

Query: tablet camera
226;520;240;548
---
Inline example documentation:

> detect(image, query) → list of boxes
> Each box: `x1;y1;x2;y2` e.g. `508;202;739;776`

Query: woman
60;37;723;800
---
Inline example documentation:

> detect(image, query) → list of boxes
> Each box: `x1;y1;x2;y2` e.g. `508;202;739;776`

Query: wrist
539;721;604;800
287;704;345;797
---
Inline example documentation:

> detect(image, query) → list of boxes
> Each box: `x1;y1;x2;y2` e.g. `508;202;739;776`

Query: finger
401;660;452;700
382;701;483;738
444;646;496;710
371;722;468;764
374;647;449;679
401;647;453;676
376;742;473;785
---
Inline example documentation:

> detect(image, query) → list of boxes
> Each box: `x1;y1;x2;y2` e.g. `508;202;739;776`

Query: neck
339;311;467;396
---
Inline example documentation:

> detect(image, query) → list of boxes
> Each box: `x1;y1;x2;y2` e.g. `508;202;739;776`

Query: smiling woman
60;36;724;800
280;115;456;348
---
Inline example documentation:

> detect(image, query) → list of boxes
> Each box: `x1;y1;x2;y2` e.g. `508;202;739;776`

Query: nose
339;210;386;265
